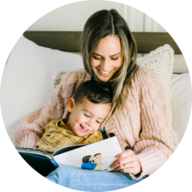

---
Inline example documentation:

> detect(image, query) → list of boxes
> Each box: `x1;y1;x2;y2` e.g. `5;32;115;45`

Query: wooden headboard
23;31;182;54
23;31;188;73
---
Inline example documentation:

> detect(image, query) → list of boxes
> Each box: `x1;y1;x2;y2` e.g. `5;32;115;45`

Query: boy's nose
87;119;94;128
87;122;93;127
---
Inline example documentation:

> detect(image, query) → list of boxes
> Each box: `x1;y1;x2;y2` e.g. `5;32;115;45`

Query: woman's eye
84;114;91;117
111;57;119;60
93;56;101;60
93;55;118;61
96;120;101;124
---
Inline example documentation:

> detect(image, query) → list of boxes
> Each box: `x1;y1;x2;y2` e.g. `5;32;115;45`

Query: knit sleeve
14;71;78;148
130;69;175;179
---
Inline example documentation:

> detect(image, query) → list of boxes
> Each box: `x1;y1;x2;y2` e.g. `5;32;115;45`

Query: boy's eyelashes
84;113;91;117
84;114;101;124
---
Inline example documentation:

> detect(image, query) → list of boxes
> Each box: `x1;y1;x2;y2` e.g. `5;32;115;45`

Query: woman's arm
129;69;175;179
109;68;175;179
14;71;79;148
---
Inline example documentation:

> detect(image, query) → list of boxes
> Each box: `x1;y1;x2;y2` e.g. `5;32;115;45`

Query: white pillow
171;73;192;144
1;35;84;145
2;36;189;149
0;114;23;146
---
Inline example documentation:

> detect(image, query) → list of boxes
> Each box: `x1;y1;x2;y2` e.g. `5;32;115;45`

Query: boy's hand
111;149;142;175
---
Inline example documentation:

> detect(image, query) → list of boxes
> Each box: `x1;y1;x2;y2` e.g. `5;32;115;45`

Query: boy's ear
68;98;75;113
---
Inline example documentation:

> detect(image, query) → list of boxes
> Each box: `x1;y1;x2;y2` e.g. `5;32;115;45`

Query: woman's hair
94;153;101;157
80;9;138;122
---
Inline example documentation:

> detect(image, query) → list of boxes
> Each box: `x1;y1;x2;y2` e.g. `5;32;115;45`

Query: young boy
36;80;112;154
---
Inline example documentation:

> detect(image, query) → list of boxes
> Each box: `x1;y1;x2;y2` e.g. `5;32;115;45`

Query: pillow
137;44;174;123
52;70;68;89
1;35;84;145
1;114;23;146
137;44;177;145
171;73;192;144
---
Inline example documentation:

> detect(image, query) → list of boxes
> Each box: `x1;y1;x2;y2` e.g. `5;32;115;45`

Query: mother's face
90;35;123;82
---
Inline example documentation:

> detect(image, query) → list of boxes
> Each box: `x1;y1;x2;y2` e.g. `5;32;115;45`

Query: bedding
171;74;192;143
1;35;191;148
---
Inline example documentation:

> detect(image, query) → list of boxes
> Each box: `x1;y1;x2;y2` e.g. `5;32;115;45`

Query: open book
16;136;122;176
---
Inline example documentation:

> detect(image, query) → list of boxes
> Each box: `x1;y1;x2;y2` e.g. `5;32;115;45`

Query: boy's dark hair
82;155;92;163
73;80;112;104
94;153;101;157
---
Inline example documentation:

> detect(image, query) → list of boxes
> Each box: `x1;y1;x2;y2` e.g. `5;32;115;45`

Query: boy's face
66;97;111;137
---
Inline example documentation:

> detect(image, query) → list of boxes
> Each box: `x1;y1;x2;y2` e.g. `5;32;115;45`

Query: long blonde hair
80;9;138;126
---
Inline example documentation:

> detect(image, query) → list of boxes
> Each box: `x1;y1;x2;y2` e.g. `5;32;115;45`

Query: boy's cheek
92;126;99;133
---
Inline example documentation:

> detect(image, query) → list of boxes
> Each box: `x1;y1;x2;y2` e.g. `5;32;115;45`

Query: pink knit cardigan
14;67;175;179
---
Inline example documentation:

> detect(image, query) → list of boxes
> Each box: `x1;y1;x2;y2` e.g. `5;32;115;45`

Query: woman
15;9;175;191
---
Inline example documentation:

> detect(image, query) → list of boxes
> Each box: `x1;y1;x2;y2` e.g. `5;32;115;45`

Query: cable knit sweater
14;66;175;179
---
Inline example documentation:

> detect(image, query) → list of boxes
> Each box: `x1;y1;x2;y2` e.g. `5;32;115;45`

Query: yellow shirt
36;118;103;154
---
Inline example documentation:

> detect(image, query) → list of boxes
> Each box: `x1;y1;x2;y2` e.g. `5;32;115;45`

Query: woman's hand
111;149;142;175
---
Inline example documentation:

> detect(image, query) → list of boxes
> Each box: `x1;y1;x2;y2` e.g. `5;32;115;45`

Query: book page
16;147;52;159
53;137;122;171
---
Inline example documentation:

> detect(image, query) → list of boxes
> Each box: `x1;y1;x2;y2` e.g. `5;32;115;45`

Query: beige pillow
52;70;68;89
137;44;174;123
137;44;178;146
52;44;177;146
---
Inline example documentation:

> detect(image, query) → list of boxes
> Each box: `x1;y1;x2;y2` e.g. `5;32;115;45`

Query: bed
1;31;191;149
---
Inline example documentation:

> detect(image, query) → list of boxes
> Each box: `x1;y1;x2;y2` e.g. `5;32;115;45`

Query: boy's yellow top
36;118;103;154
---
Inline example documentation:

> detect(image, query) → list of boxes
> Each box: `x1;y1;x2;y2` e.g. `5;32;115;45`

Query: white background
23;0;188;74
25;0;169;32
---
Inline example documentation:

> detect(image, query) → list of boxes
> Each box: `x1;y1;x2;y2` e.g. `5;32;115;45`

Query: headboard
23;31;188;73
23;31;181;54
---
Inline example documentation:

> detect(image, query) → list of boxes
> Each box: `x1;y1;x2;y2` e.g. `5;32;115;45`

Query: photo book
16;136;122;176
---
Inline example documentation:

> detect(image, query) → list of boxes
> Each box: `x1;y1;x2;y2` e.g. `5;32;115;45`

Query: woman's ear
67;98;75;113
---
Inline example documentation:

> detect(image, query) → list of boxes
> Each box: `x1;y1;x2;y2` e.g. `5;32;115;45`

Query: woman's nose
101;59;111;71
